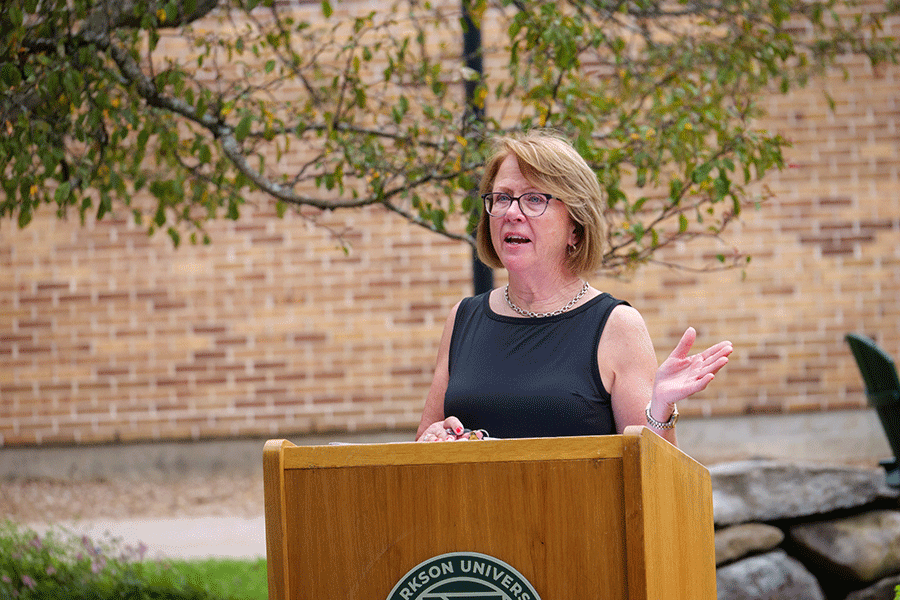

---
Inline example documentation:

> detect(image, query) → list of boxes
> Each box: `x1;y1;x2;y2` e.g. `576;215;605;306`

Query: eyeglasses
482;192;554;218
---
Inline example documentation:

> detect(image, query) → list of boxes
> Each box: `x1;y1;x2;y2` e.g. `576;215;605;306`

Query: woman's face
488;154;579;277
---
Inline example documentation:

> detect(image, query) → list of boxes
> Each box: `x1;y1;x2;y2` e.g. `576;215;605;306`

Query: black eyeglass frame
481;192;554;217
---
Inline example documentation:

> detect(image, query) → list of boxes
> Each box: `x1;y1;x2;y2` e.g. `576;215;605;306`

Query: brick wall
616;53;900;418
1;5;899;446
0;204;476;444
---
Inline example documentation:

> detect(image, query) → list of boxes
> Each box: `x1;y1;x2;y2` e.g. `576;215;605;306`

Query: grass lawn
1;520;268;599
138;557;268;600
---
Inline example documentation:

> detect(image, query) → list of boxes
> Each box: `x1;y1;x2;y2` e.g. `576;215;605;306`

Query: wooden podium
263;426;715;600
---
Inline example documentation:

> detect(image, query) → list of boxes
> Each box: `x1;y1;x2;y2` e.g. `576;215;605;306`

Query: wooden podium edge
264;438;295;600
622;426;715;600
622;426;649;600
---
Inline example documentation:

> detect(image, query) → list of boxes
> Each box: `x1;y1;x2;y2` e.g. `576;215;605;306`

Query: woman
416;130;732;445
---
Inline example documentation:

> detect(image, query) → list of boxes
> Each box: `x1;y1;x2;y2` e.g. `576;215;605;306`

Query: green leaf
1;63;22;87
321;0;333;17
635;168;646;187
669;179;683;204
154;205;166;227
17;202;32;228
96;194;112;220
630;222;645;243
164;1;177;22
227;198;240;220
234;115;252;142
714;172;730;201
606;186;625;208
691;162;715;183
54;181;72;205
6;4;23;27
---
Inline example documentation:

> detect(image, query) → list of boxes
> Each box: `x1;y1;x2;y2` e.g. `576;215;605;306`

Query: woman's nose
504;198;526;220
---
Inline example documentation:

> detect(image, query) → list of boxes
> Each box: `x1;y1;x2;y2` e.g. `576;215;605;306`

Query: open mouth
504;235;531;245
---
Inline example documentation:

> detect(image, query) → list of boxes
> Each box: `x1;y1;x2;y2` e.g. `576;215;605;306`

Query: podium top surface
266;428;699;470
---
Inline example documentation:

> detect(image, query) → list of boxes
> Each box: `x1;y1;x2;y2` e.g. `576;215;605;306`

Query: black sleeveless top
443;290;629;438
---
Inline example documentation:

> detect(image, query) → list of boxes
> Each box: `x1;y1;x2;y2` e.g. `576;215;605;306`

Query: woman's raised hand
652;327;732;410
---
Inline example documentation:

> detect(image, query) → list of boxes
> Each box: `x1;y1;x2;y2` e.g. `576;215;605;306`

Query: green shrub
0;520;264;600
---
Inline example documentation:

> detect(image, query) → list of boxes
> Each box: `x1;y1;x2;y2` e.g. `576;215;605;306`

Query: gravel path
1;448;881;526
1;474;264;525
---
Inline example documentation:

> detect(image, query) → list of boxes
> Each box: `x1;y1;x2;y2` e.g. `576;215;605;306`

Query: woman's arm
599;306;732;446
599;305;675;443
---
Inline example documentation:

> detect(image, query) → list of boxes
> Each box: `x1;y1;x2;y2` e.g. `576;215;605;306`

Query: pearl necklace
504;280;589;318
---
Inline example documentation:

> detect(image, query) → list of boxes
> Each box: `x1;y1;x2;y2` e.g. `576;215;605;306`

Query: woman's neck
505;273;586;315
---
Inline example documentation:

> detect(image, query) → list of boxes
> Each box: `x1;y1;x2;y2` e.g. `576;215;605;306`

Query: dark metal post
462;0;494;295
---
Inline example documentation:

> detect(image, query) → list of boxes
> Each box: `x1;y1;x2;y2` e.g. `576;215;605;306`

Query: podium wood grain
264;427;715;600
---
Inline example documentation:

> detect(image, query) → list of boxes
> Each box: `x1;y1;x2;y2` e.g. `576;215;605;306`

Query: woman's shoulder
602;302;651;341
606;300;642;320
458;291;489;314
445;292;490;329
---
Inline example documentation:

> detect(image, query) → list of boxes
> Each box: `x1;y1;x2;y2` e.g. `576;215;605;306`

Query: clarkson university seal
385;552;542;600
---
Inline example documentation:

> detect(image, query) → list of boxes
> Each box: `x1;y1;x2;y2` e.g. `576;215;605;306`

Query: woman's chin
498;255;537;274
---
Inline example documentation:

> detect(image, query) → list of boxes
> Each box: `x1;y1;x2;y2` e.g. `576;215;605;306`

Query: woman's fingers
418;416;468;442
668;327;697;360
443;416;465;437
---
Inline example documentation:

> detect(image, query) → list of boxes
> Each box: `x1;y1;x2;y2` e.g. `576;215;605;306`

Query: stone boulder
711;460;885;526
716;549;825;600
789;510;900;583
844;573;900;600
716;523;785;566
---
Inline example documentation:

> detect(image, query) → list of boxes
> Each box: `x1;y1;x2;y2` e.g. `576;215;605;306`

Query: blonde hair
476;130;608;276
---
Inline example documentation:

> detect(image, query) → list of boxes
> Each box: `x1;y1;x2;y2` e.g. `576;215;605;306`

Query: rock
789;510;900;583
716;523;785;566
711;460;884;526
844;573;900;600
716;549;825;600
